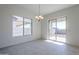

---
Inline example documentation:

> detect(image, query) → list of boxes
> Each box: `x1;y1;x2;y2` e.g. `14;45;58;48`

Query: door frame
47;16;67;43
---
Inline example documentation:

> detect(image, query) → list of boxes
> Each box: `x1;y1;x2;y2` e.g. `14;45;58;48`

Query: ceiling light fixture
35;4;44;22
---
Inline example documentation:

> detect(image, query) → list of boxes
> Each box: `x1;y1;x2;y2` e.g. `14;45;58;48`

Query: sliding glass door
48;19;56;40
48;17;66;43
56;17;66;42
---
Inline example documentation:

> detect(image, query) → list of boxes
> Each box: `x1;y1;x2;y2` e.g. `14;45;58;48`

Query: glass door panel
56;17;66;42
49;20;56;40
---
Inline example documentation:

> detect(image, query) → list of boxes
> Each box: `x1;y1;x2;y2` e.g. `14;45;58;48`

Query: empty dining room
0;4;79;55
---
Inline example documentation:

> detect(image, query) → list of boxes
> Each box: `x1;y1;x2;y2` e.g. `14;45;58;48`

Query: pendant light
35;4;44;21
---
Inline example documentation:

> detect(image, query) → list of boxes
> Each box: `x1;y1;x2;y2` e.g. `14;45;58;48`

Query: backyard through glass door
48;17;66;43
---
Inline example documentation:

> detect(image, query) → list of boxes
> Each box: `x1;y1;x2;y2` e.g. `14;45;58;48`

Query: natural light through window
13;16;23;36
45;40;64;45
12;15;32;37
48;16;66;43
57;21;66;30
24;18;32;35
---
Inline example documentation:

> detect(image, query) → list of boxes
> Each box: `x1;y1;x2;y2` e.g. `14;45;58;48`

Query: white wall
0;5;41;48
42;5;79;46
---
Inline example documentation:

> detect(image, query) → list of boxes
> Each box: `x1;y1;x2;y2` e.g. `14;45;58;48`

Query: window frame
12;15;32;37
23;17;32;36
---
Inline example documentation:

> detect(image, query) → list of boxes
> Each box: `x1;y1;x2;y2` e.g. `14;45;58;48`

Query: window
24;18;32;35
12;16;32;37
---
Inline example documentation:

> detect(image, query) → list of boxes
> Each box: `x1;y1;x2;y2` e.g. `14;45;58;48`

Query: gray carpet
0;40;79;55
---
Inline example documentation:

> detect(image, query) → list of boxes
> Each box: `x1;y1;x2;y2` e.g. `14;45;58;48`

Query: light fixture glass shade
35;16;40;20
39;16;44;19
35;15;44;21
